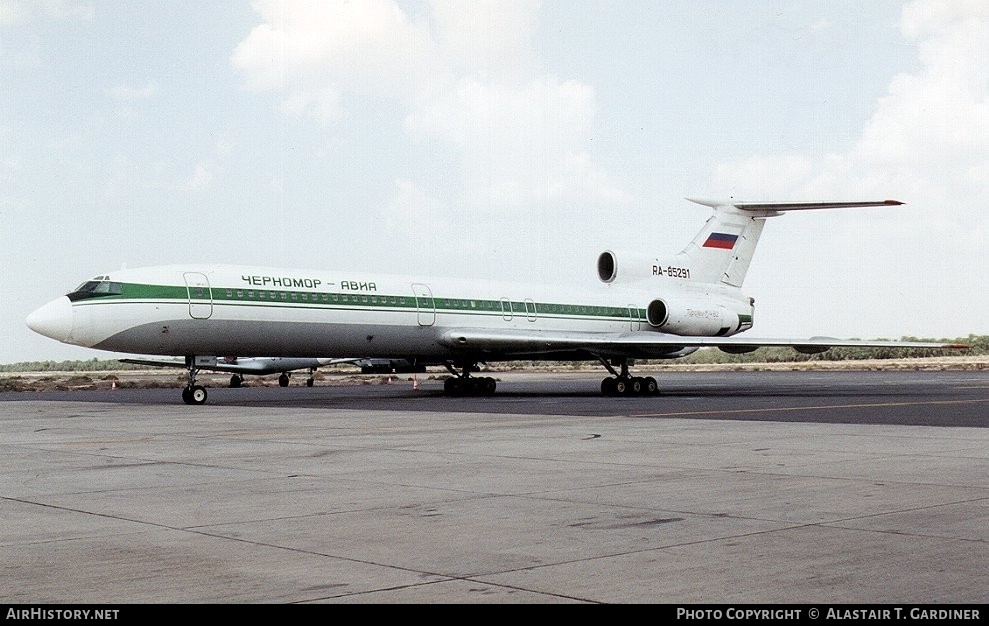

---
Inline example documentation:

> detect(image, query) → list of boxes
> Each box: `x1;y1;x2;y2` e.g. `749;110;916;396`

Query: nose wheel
182;384;208;405
181;357;209;405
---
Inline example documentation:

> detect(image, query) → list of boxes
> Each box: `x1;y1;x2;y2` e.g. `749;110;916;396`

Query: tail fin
678;198;903;287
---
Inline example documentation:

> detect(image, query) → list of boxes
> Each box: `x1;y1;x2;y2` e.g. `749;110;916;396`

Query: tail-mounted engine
598;250;666;283
646;297;753;337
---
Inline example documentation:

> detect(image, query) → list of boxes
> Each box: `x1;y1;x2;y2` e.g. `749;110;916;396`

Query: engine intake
596;250;663;283
597;251;618;283
646;299;669;327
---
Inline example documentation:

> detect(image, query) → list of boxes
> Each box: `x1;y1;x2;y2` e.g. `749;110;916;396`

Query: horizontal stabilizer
677;197;905;287
686;198;903;214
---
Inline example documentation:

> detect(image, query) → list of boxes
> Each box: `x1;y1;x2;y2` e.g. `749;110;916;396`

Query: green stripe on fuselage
73;282;647;322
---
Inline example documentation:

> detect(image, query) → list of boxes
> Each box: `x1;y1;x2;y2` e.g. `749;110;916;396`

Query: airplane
352;358;426;374
118;356;344;388
25;198;966;405
118;355;424;388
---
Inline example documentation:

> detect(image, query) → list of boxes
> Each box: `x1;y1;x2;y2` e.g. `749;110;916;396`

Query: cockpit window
67;280;124;301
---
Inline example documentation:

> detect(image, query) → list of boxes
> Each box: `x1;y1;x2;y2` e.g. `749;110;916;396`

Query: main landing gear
182;357;208;405
437;357;657;398
597;357;659;397
443;361;496;396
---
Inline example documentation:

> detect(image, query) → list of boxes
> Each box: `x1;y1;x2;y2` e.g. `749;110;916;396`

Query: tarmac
1;370;987;604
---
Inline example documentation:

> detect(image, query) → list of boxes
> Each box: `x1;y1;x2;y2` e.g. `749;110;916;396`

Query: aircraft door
411;283;435;326
524;299;537;322
184;272;213;320
500;298;513;321
628;305;641;331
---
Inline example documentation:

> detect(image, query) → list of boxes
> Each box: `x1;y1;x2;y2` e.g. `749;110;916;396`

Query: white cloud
709;0;989;337
852;5;988;178
232;0;627;217
427;0;541;80
0;0;92;24
231;0;444;107
378;177;452;265
713;1;988;201
108;81;159;101
0;1;22;24
900;0;989;39
185;161;213;192
407;76;625;209
43;0;92;21
711;155;814;200
280;85;341;125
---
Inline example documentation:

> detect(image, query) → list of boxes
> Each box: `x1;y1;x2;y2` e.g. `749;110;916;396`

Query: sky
1;0;986;363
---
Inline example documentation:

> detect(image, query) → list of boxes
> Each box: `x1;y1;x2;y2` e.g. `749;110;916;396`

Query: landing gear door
184;272;213;320
411;283;435;326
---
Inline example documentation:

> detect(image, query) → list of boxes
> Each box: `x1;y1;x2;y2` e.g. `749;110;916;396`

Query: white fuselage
27;263;753;362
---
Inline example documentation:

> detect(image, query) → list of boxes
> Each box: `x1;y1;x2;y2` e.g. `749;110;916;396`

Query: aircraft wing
437;328;966;357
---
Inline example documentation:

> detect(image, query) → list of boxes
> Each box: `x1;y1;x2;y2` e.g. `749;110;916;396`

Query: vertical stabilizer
677;198;903;287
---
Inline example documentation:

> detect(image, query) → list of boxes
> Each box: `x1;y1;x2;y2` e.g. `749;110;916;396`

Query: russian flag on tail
703;232;738;249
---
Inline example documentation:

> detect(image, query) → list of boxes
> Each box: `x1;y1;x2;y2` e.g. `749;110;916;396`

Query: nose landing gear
182;357;208;405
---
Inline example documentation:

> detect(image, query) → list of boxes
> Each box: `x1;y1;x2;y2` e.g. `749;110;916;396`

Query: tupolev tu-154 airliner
26;198;964;404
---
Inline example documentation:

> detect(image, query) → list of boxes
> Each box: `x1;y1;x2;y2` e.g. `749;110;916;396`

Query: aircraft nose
26;296;74;342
